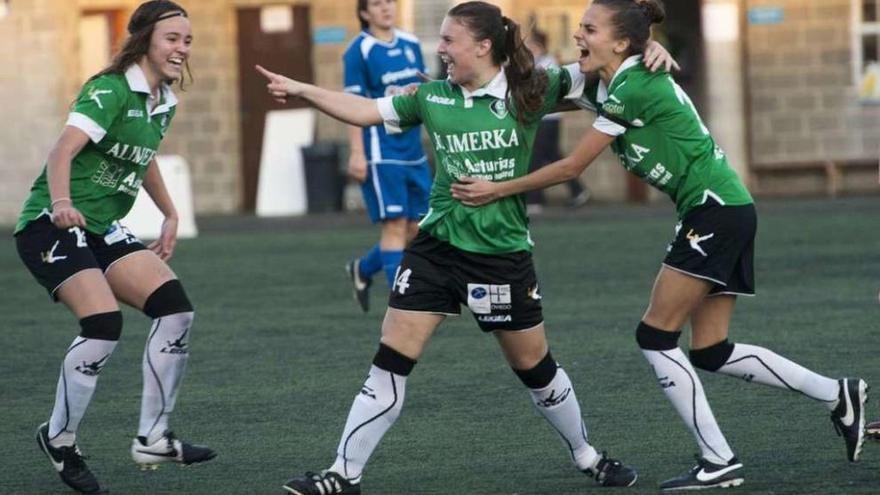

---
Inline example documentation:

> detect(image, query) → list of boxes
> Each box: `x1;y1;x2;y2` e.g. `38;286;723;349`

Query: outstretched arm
255;65;383;127
451;127;615;206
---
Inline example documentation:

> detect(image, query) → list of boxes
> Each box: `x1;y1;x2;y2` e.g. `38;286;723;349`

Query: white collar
362;28;398;47
458;68;508;101
124;64;178;110
607;55;641;90
596;55;641;103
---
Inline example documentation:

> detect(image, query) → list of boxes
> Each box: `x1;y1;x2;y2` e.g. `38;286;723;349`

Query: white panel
260;5;293;33
255;108;315;217
702;3;739;43
122;155;198;240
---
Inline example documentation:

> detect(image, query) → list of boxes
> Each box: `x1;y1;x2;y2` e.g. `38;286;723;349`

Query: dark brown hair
357;0;397;31
593;0;665;57
448;1;547;124
89;1;192;89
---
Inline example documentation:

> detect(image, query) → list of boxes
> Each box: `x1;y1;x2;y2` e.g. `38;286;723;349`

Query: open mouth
168;56;184;69
579;48;590;60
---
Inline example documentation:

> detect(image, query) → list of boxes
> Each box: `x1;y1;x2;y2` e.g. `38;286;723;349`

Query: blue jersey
343;29;427;165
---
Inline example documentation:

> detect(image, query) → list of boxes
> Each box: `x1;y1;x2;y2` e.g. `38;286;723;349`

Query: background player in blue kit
343;0;432;312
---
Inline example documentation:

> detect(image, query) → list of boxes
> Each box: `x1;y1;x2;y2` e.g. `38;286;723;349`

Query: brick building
0;0;877;225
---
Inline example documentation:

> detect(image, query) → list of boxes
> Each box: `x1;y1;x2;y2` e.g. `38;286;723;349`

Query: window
854;0;880;101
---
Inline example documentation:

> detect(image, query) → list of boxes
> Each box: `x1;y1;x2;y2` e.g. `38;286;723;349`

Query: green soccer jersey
577;56;752;218
15;64;177;235
377;65;584;254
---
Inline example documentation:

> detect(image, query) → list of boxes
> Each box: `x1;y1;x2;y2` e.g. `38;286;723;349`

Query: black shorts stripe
388;231;543;332
16;216;147;301
663;201;756;296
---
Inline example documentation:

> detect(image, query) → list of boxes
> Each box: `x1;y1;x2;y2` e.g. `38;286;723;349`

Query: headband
128;10;188;34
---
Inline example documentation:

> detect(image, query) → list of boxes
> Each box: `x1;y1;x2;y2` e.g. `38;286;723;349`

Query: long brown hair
594;0;666;57
447;1;547;124
89;0;192;89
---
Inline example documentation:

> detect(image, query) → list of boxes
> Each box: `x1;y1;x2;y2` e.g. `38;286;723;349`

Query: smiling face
437;15;492;89
144;13;192;83
573;4;628;80
360;0;396;32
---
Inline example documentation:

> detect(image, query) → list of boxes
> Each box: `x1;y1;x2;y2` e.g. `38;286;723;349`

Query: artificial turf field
1;196;878;495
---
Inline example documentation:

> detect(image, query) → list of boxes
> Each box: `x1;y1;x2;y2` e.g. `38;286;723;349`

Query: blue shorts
361;161;431;223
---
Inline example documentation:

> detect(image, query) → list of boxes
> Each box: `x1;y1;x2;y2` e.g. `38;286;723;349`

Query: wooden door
236;5;314;211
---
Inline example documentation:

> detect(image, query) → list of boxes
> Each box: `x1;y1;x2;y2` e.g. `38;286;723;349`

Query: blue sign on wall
314;27;348;45
748;6;785;25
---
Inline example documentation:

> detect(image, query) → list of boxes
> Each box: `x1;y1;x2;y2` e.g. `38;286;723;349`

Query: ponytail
501;16;546;124
594;0;666;57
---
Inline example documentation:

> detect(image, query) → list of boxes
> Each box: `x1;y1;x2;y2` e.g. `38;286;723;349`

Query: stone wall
2;1;874;227
0;0;358;226
746;0;880;164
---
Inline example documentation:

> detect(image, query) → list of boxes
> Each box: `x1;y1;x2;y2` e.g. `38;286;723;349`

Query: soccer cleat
865;419;880;440
567;188;591;209
283;470;361;495
659;456;744;491
583;452;638;487
346;259;371;313
830;377;868;461
130;430;216;469
36;422;105;494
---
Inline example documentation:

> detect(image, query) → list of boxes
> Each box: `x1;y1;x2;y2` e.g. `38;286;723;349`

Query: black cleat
567;188;591;209
584;453;638;487
659;456;743;491
131;430;216;469
830;377;868;461
36;422;105;494
283;470;361;495
346;259;371;313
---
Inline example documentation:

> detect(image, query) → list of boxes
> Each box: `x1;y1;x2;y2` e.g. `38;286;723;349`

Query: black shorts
388;231;544;332
663;201;756;296
15;216;147;300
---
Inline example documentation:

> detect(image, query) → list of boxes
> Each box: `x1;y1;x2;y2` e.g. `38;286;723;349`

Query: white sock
528;367;600;471
138;311;193;441
716;343;839;410
329;365;406;481
642;347;735;465
48;336;117;446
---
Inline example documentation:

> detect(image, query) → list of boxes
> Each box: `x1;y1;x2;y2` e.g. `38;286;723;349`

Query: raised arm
256;65;383;127
451;127;615;206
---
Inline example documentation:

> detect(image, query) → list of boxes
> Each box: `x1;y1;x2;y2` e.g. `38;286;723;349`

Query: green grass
1;196;878;494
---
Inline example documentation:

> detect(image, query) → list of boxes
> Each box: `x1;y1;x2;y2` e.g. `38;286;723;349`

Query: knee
635;321;681;351
80;311;123;341
513;351;558;389
143;279;193;319
689;340;735;371
372;343;417;377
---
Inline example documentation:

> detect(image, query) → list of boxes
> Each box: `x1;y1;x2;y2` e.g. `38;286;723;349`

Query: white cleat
131;430;216;469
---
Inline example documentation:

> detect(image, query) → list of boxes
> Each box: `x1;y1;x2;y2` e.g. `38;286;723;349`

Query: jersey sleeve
67;76;124;143
376;89;422;134
560;63;587;101
343;41;368;96
593;82;647;137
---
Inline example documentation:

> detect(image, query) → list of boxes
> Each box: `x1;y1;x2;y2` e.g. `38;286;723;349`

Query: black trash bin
301;142;344;213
